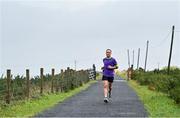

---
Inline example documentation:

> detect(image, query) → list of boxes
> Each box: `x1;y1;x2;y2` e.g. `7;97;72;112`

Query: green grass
116;70;127;79
0;80;98;117
128;80;180;117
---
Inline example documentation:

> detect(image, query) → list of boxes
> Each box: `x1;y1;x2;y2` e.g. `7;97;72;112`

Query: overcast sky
0;0;180;76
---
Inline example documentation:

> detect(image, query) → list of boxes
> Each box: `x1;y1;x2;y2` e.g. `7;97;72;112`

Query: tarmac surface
35;75;148;117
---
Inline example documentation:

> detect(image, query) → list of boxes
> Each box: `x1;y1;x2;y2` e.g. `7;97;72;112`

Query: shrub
169;78;180;104
134;67;180;104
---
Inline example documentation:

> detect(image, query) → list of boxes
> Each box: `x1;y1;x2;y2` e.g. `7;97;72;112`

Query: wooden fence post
55;70;59;93
6;69;11;104
67;67;70;90
40;68;44;94
51;68;55;93
26;69;30;99
60;69;64;92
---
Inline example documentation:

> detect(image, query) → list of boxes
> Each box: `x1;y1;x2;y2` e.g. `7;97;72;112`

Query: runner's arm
108;65;118;69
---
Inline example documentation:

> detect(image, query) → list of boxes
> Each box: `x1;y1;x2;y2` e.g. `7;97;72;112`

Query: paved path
35;75;148;117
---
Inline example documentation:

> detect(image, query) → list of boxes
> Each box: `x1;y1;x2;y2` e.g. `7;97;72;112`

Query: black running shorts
102;75;114;83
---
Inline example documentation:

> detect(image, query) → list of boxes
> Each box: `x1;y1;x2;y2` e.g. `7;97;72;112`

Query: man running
101;49;118;103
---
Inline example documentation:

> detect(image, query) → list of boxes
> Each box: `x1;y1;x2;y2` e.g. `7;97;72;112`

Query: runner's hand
108;65;115;69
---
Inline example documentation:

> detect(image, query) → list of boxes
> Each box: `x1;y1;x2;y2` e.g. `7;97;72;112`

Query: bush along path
133;67;180;104
35;75;148;117
123;67;180;117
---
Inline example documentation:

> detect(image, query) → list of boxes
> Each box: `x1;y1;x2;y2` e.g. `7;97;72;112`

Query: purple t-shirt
103;57;117;77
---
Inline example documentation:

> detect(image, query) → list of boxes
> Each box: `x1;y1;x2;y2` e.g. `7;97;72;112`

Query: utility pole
127;49;130;68
132;50;134;69
158;62;160;71
168;25;175;74
74;60;77;71
144;40;149;72
137;48;140;70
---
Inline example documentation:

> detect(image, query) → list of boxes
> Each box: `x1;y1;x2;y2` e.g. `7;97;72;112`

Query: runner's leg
103;80;109;97
109;82;112;92
109;82;112;98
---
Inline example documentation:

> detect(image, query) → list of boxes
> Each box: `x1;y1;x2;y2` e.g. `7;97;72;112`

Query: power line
150;30;171;48
175;30;180;32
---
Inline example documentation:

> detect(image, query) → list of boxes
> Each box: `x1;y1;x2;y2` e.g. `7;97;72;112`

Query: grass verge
128;80;180;117
0;80;98;117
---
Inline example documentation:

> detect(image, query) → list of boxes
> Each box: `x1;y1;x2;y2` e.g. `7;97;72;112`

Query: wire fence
0;67;96;107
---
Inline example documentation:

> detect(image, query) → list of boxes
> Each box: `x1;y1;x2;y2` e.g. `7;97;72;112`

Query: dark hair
106;49;112;52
